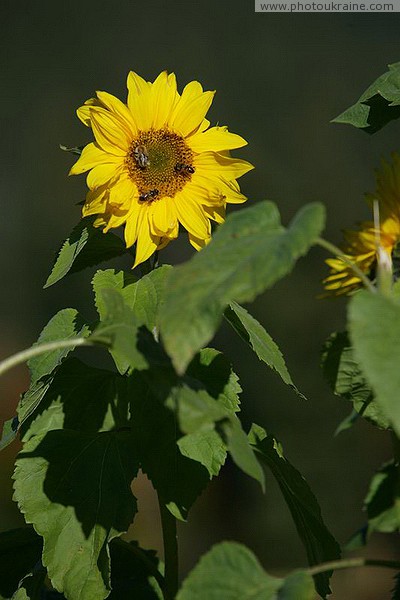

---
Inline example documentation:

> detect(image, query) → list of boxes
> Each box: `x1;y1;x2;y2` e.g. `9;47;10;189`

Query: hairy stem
158;496;179;600
316;237;376;294
307;557;400;576
0;338;90;379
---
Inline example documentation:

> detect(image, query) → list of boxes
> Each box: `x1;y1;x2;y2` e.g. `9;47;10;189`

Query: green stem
0;337;90;379
307;557;400;577
158;496;179;600
316;237;376;294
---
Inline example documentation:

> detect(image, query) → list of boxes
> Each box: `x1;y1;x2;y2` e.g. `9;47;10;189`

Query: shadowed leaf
44;217;128;288
249;424;340;599
333;62;400;133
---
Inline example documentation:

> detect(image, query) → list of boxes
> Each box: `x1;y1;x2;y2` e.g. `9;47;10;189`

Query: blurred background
1;2;400;597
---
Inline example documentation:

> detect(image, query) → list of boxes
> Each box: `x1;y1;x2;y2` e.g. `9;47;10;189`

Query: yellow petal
86;162;121;190
103;205;130;232
194;152;254;179
77;98;102;127
174;190;211;239
124;201;143;247
157;236;173;251
204;204;225;224
170;81;215;137
188;233;211;251
133;208;159;267
82;185;109;216
90;108;130;156
96;90;137;136
69;143;121;176
108;174;137;208
151;71;178;129
188;126;247;153
150;199;177;236
127;71;153;131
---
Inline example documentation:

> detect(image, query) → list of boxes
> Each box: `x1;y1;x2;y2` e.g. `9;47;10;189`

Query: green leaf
334;408;359;436
0;416;19;451
178;430;227;478
0;528;42;599
128;348;243;519
278;571;316;599
13;430;139;600
91;287;149;373
19;358;130;441
12;568;46;600
18;378;54;433
220;418;265;490
175;352;263;488
44;217;128;288
225;301;304;398
364;460;400;534
333;62;400;133
177;542;282;600
348;291;400;434
92;265;172;332
321;331;389;430
109;539;163;599
60;144;83;155
160;201;325;373
28;308;91;384
128;370;211;521
249;424;340;599
185;348;241;413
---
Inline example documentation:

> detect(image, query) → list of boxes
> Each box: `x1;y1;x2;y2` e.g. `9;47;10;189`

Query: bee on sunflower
323;154;400;296
69;71;254;267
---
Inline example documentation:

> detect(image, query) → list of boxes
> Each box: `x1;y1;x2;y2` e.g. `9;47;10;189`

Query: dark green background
1;2;399;597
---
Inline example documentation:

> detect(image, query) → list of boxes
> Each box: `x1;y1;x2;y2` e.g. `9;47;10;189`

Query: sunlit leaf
348;291;400;434
28;308;91;384
92;265;172;331
177;542;282;600
160;201;325;373
225;302;303;398
13;430;139;600
91;287;149;374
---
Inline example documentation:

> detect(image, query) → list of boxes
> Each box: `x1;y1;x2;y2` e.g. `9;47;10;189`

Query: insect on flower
69;71;254;267
133;145;150;168
139;189;159;202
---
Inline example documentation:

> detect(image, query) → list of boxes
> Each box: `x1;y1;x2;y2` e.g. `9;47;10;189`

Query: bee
133;145;150;168
139;189;159;202
175;163;195;175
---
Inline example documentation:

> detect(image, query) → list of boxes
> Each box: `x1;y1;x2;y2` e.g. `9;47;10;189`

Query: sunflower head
323;154;400;296
69;71;254;267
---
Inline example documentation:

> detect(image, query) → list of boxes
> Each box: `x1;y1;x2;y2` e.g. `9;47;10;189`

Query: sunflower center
126;129;195;201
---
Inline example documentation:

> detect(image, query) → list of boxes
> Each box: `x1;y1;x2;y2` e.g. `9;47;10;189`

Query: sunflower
323;154;400;296
69;71;254;267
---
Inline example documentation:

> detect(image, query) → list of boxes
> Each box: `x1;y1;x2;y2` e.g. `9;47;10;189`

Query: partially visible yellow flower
323;154;400;296
69;71;254;267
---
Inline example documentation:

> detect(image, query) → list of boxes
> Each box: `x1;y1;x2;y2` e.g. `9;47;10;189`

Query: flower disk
323;154;400;296
69;71;254;267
